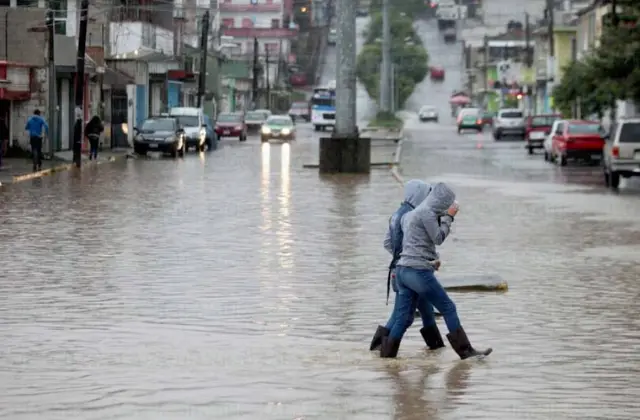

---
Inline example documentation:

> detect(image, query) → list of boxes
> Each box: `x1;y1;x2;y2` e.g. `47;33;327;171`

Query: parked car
481;111;496;127
525;114;561;154
133;117;185;158
215;112;247;141
443;27;457;42
419;105;438;122
457;108;483;133
550;120;605;166
328;28;337;45
544;119;565;162
493;108;525;140
290;72;307;87
169;107;217;151
261;115;296;142
289;101;310;121
430;66;445;81
245;110;271;131
602;118;640;189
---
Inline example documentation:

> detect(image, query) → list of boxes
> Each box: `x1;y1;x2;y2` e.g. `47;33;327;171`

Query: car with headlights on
169;107;217;151
419;106;438;122
133;117;185;158
261;115;296;142
215;112;247;141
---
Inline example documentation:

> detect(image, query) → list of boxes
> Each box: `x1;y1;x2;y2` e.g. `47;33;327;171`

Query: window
241;18;253;28
619;122;640;143
555;123;564;134
265;42;278;53
50;0;67;35
271;19;280;28
17;0;38;6
0;0;10;6
567;124;602;134
499;111;523;118
222;18;234;28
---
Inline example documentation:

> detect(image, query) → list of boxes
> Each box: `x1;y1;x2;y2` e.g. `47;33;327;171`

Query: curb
10;154;127;184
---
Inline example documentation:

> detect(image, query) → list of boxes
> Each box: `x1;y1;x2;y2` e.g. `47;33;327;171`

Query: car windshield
568;124;602;134
291;102;307;109
530;116;558;127
460;109;479;117
420;107;435;112
246;112;266;120
175;116;199;127
217;113;242;122
267;117;293;127
618;122;640;142
500;111;523;118
141;119;174;131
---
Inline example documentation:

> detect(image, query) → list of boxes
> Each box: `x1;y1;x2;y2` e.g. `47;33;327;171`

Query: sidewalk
0;148;130;187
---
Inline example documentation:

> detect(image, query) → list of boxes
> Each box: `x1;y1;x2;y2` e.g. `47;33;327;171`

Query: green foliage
553;5;640;114
368;111;404;129
356;12;429;109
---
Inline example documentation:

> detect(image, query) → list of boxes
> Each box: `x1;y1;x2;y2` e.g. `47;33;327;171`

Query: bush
356;12;428;109
368;111;403;129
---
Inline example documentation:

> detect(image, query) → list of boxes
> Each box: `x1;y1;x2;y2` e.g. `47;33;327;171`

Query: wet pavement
2;19;640;420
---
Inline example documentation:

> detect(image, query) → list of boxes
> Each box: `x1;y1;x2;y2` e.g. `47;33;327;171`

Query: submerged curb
390;134;404;185
10;154;127;184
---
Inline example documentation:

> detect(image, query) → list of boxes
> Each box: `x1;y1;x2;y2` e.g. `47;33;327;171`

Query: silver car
603;118;640;189
419;106;438;122
493;108;525;140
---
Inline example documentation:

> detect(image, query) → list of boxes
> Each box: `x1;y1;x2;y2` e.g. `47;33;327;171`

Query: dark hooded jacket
85;116;104;136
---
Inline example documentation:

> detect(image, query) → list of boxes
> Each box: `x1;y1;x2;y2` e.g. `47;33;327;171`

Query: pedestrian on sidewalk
0;115;8;169
25;109;48;172
380;182;492;360
85;115;104;160
369;180;446;353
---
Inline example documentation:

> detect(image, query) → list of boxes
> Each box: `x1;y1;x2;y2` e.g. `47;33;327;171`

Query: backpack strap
386;269;392;305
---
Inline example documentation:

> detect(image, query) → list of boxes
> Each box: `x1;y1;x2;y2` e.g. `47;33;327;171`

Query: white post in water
334;0;357;135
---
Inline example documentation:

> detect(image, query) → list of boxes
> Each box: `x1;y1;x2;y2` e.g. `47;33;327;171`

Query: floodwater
2;17;640;420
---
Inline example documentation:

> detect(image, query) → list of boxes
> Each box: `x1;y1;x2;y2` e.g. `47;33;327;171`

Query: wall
553;30;576;82
221;13;283;28
110;22;175;56
0;7;47;67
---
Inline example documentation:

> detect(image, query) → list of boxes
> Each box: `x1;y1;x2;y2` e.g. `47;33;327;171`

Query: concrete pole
46;9;56;157
334;0;356;135
379;0;391;112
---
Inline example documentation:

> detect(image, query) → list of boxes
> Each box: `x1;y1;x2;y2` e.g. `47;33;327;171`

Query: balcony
222;27;297;38
220;2;282;13
110;22;175;56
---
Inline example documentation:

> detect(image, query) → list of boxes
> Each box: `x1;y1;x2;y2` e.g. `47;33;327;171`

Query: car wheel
559;154;567;166
134;145;147;156
435;118;438;123
178;143;185;158
544;151;549;161
170;147;177;158
239;133;247;142
261;136;268;143
527;145;534;155
609;171;620;189
314;125;320;131
457;127;461;134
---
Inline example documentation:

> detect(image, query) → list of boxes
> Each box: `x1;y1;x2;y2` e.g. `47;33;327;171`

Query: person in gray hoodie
369;180;446;352
380;182;492;359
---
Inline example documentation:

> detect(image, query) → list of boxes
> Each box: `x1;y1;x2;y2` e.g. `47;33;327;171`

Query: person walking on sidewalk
85;115;104;160
0;115;8;169
25;109;48;172
369;180;446;353
380;182;492;360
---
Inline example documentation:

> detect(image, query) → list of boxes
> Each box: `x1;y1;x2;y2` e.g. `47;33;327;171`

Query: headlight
235;125;242;130
281;128;291;135
261;126;271;134
165;136;175;142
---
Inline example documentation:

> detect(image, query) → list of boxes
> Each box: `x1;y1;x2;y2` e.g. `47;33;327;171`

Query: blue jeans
389;266;461;340
385;271;436;330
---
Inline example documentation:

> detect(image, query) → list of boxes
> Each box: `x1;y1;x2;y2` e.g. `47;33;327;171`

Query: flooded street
2;18;640;420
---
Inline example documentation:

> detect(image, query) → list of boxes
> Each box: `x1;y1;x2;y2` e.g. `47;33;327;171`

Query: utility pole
46;8;56;158
389;63;395;113
379;0;391;112
72;0;88;168
525;12;531;114
251;37;259;109
483;35;488;106
545;0;554;113
196;10;210;108
334;0;356;135
265;47;270;110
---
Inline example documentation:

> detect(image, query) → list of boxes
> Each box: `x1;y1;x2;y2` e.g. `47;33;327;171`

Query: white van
169;107;217;151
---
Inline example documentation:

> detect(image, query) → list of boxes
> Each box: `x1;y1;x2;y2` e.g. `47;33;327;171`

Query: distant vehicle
310;86;336;131
169;107;216;151
544;119;565;162
457;107;480;121
419;106;438;122
430;66;445;81
290;72;307;87
133;117;185;158
443;27;457;42
328;28;337;45
457;108;482;133
550;120;605;166
356;7;369;16
245;110;271;131
603;118;640;189
525;114;560;155
289;101;310;121
436;1;462;30
261;115;296;143
481;111;496;127
493;108;525;140
215;112;247;141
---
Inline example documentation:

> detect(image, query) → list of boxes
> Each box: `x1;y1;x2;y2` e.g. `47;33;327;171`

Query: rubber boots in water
420;325;445;350
379;336;401;358
369;325;390;351
446;327;492;360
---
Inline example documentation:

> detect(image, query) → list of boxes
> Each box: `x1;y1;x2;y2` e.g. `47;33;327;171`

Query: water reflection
278;143;293;270
261;142;272;233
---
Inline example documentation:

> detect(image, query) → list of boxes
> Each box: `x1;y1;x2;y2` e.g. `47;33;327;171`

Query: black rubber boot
446;327;492;360
369;325;390;351
380;336;401;358
420;324;446;350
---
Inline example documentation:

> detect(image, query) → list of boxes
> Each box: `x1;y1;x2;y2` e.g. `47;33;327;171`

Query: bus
310;86;336;131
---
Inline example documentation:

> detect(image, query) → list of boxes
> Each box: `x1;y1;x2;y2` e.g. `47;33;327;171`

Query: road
2;19;640;420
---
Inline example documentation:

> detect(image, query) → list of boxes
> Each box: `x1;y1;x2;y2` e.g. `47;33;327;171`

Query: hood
423;182;455;214
217;121;241;126
140;130;173;137
403;179;431;208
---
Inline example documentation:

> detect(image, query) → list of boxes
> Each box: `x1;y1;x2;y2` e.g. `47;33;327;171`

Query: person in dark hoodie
380;182;492;359
85;115;104;160
369;180;446;352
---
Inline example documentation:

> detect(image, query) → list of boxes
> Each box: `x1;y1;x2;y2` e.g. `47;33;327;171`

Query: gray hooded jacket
383;180;432;254
397;182;456;270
